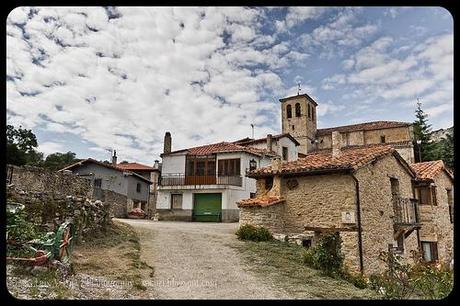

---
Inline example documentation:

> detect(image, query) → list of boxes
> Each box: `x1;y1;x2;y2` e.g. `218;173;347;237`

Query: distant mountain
430;126;453;143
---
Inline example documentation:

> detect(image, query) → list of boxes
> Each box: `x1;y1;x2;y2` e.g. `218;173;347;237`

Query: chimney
112;150;117;165
267;134;273;152
331;131;342;157
153;160;159;169
163;132;172;154
271;156;282;172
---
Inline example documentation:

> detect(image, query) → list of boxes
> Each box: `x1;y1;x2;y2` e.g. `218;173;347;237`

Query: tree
413;101;436;162
7;125;44;166
43;151;78;171
439;133;454;171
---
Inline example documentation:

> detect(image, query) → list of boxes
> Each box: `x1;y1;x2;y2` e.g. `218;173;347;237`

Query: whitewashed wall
161;154;186;174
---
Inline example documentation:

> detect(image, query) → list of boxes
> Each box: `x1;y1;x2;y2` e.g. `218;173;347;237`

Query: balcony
393;197;419;225
159;174;243;187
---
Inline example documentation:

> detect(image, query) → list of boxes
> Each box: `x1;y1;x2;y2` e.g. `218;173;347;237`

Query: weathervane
250;123;254;139
297;82;301;95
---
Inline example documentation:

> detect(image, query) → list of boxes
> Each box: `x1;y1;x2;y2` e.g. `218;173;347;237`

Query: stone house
156;132;299;222
411;160;454;264
117;161;161;218
279;93;415;163
238;137;420;275
60;156;152;217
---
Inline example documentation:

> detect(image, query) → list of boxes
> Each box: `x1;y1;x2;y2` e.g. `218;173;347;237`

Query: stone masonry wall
354;154;418;275
6;165;111;242
281;174;356;234
418;171;454;263
239;204;286;234
7;165;92;198
104;189;128;218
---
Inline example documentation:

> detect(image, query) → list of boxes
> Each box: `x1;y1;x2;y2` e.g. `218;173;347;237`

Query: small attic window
380;135;386;143
136;183;141;192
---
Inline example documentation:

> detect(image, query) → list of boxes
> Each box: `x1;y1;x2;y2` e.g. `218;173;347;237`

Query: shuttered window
418;187;432;205
171;194;183;210
447;189;453;223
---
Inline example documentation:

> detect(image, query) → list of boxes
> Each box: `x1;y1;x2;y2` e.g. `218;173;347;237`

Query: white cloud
298;8;379;58
38;141;65;156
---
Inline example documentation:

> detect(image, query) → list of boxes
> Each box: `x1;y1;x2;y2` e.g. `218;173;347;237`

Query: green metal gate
193;193;222;222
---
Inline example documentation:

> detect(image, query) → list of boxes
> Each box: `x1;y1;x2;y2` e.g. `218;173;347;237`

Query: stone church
280;93;415;163
237;93;453;275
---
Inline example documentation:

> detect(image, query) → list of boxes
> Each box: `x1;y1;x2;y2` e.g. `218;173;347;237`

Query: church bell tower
279;93;318;155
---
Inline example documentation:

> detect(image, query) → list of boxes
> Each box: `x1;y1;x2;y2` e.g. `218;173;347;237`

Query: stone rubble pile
7;184;111;242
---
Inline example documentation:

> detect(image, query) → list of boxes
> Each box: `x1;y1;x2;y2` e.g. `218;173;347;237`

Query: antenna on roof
297;81;301;95
250;123;254;139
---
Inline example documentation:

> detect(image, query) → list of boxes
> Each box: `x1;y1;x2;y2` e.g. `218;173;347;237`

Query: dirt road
117;219;292;299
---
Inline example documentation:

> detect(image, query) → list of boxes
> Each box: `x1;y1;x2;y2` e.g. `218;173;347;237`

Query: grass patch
233;240;378;299
72;220;154;293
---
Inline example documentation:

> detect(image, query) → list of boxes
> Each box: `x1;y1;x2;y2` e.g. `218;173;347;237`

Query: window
302;239;312;249
136;183;141;193
418;187;432;205
390;178;400;198
395;234;404;253
250;192;256;199
291;125;295;131
295;103;301;117
207;160;216;176
380;135;386;143
307;103;311;118
218;159;241;176
282;146;289;161
171;194;183;210
422;241;439;262
94;178;102;188
265;177;273;190
312;106;315;121
447;189;453;223
249;159;257;171
286;104;292;118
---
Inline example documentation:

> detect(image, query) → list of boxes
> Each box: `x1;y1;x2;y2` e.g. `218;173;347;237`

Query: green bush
341;268;368;289
410;261;453;299
368;251;453;299
301;248;315;267
235;224;273;241
300;233;345;277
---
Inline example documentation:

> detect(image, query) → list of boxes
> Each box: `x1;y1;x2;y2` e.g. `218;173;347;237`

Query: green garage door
193;193;222;222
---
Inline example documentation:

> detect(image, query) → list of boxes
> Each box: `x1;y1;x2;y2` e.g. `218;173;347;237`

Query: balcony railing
159;173;243;187
393;197;419;225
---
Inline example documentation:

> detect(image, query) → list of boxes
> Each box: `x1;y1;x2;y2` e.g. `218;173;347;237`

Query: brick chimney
112;150;117;166
331;131;342;157
163;132;172;154
267;134;273;152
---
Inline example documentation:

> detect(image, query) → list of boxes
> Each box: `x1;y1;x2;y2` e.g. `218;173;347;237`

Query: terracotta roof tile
237;195;285;208
116;162;157;171
232;133;300;146
164;141;277;157
248;145;398;177
410;160;453;181
60;159;153;184
316;121;412;136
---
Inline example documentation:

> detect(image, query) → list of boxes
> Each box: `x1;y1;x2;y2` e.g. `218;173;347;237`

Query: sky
6;6;453;165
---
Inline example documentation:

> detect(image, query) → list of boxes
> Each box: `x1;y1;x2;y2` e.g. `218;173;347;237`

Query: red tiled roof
248;144;414;177
116;162;158;171
410;160;453;181
232;133;300;146
316;121;412;136
162;141;277;157
279;93;318;106
237;195;285;208
60;158;153;184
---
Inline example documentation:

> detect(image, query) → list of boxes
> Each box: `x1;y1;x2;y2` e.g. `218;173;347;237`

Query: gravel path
117;219;292;299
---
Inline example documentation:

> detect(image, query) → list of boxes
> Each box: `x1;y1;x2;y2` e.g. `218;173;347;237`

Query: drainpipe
412;179;422;252
351;172;364;274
